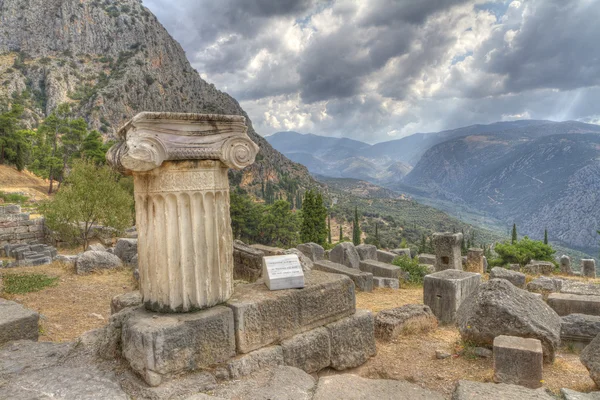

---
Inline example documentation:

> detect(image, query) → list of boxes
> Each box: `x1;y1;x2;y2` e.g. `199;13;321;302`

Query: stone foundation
0;205;45;255
117;271;375;386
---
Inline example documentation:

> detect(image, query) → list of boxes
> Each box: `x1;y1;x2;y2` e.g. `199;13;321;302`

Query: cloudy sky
143;0;600;144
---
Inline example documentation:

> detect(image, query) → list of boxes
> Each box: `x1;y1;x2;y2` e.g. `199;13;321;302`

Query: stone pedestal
107;112;258;312
424;270;480;324
432;232;463;271
493;335;543;389
582;259;597;278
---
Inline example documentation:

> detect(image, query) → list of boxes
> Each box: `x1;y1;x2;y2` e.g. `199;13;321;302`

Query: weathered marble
107;113;258;312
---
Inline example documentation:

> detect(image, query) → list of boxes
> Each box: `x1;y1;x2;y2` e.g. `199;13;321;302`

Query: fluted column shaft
134;160;233;312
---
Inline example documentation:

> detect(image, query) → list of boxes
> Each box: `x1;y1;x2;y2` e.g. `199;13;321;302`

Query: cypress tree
375;223;379;247
300;190;327;245
544;229;548;245
339;224;343;242
327;214;332;244
352;207;361;245
511;223;517;244
420;234;426;253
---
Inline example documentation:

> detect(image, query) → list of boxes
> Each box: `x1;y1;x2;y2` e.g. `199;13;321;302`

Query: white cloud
143;0;600;143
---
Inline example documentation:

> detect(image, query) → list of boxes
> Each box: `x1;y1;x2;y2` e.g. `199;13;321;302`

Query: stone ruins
4;120;600;398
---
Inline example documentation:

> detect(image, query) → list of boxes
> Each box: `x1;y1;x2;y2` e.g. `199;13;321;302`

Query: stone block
523;261;555;275
326;309;376;370
527;276;563;295
375;304;438;341
121;306;236;386
489;267;526;288
583;259;597;278
0;299;39;344
561;314;600;346
359;259;403;279
373;277;399;289
391;248;411;258
355;244;377;261
313;260;373;292
313;374;445;400
465;248;484;274
114;238;137;264
560;255;572;275
87;243;107;252
493;335;543;389
547;293;600;316
376;249;397;264
424;270;480;324
330;242;360;269
452;380;554;400
226;271;355;353
418;253;435;265
226;346;284;380
281;327;330;373
432;232;463;271
233;240;264;282
296;242;325;261
76;251;123;274
250;244;285;256
111;291;143;314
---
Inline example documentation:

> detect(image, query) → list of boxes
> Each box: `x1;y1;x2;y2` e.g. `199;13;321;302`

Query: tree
300;190;328;245
230;189;261;243
494;236;555;266
257;200;299;248
40;159;133;250
339;225;343;242
374;223;379;247
0;103;32;170
544;229;548;245
511;223;517;244
327;214;332;244
352;207;361;245
82;130;110;165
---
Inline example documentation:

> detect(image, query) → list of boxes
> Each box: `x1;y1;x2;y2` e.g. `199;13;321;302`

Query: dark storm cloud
468;0;600;95
360;0;473;26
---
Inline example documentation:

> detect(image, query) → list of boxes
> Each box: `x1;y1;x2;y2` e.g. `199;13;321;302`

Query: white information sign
262;254;305;290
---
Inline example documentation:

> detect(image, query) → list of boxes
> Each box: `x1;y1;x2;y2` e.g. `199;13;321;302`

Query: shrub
392;255;429;284
0;191;28;204
494;236;555;266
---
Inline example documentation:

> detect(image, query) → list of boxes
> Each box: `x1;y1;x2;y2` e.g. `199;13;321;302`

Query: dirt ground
353;286;595;398
0;262;136;342
0;265;596;397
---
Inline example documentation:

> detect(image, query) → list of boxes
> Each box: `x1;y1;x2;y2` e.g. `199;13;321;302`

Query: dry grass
0;164;52;201
0;265;596;395
352;286;596;397
0;261;136;342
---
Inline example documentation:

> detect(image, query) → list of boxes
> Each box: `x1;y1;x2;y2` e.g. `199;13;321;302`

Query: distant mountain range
267;120;600;253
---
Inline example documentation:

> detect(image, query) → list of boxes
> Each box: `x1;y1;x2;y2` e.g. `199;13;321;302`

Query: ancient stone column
432;232;463;271
107;112;259;312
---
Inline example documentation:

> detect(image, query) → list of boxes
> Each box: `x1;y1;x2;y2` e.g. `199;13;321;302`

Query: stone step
548;293;600;316
226;270;356;354
373;277;399;289
313;260;373;292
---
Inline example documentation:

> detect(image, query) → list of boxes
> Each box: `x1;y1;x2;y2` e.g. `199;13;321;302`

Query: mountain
402;126;600;252
266;121;561;185
0;0;316;198
266;131;412;183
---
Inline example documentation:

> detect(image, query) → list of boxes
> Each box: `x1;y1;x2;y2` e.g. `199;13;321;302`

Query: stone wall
0;204;45;256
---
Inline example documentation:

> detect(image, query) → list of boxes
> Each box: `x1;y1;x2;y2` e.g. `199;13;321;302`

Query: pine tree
300;190;328;245
511;223;517;244
327;215;332;244
352;207;361;245
544;229;548;245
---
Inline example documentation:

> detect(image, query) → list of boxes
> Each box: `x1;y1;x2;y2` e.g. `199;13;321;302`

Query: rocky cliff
0;0;315;196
